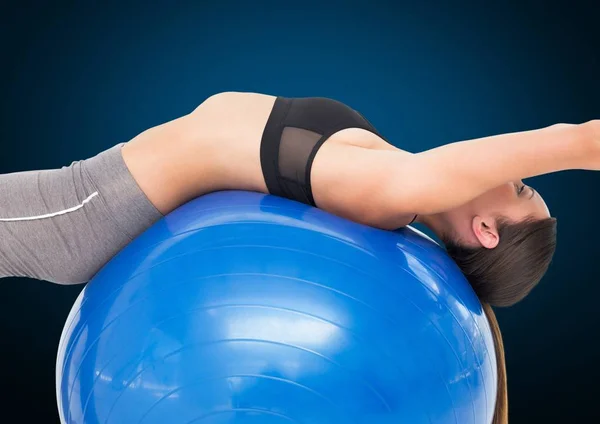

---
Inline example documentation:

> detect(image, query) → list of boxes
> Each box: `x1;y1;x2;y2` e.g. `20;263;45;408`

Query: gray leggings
0;142;164;284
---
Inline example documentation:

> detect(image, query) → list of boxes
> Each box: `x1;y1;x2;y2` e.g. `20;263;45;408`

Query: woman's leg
0;142;167;284
0;109;231;284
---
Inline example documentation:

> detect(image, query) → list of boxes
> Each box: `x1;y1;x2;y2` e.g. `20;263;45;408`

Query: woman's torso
142;91;416;228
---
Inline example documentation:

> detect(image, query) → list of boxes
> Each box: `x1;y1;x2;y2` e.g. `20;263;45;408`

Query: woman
1;91;598;423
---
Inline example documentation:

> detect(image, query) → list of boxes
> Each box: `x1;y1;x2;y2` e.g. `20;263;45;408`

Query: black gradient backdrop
1;1;598;422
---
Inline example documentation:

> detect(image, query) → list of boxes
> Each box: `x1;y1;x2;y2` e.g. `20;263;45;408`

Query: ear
472;216;499;249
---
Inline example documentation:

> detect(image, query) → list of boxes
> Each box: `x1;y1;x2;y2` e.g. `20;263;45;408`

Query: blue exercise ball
56;190;497;424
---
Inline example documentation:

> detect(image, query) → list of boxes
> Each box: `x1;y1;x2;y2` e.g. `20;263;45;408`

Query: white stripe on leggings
0;191;99;222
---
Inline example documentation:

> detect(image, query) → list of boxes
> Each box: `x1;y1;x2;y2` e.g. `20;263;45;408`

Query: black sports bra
259;96;418;225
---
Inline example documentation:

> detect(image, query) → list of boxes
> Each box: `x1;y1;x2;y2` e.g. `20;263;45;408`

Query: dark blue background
1;1;598;422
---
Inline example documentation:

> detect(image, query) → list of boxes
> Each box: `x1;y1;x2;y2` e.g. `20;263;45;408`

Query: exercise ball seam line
184;407;299;424
125;228;379;283
103;338;390;423
91;202;391;288
137;373;338;424
79;346;120;421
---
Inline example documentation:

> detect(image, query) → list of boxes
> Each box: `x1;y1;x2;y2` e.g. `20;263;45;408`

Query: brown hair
443;216;557;423
482;303;508;424
444;217;557;307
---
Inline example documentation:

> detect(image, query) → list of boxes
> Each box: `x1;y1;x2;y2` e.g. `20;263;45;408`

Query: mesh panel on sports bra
278;126;323;184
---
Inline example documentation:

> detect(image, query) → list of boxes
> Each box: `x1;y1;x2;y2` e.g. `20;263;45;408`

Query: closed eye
514;183;525;195
520;184;536;199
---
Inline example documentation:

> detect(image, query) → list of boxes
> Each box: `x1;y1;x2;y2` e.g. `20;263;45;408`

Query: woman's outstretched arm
382;120;599;215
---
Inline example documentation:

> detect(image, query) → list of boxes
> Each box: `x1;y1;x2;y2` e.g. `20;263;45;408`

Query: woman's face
449;180;551;248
